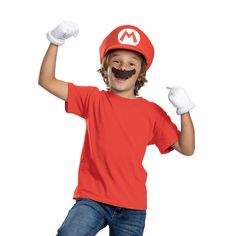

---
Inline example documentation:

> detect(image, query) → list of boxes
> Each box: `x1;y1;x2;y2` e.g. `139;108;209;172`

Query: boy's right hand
47;21;79;46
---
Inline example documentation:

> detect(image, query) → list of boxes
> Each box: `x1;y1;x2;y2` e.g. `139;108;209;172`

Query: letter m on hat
118;28;140;46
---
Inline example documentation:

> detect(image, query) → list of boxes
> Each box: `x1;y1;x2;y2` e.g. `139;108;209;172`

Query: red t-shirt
65;83;180;210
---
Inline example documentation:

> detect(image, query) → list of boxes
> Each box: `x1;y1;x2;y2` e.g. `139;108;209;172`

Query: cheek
133;69;141;79
106;68;111;77
107;71;114;83
136;67;143;77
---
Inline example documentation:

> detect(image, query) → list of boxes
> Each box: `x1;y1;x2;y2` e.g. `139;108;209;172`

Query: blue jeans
56;198;146;236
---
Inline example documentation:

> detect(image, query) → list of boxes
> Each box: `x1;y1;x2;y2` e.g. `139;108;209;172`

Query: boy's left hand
167;86;195;115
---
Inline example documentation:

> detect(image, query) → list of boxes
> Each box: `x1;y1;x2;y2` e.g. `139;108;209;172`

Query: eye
112;60;120;64
129;62;136;67
111;57;119;63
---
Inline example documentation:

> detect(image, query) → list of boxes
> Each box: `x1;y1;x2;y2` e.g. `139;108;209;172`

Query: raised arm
167;86;195;156
38;44;68;101
38;21;79;101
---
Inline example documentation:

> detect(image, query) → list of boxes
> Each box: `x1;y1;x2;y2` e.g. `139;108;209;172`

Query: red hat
99;25;154;70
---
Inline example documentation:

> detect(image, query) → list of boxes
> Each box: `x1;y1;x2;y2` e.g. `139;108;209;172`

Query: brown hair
97;50;148;96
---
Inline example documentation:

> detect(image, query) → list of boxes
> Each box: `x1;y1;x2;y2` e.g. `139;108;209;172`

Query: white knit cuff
177;103;195;115
46;31;64;46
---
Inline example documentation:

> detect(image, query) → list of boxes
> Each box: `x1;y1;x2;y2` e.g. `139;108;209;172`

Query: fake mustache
112;67;136;79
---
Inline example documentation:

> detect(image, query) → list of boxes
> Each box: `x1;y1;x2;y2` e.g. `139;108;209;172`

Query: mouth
115;76;129;81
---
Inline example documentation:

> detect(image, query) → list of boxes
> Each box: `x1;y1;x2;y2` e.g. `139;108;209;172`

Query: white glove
47;21;79;46
167;86;195;115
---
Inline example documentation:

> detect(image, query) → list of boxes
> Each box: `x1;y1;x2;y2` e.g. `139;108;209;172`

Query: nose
119;62;127;71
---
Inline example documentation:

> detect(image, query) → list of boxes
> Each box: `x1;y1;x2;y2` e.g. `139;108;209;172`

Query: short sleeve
65;83;99;119
149;108;180;154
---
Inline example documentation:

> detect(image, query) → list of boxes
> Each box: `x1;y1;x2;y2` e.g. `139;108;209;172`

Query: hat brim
103;44;148;65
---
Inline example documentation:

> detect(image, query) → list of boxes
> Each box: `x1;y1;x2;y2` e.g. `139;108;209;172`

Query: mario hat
99;25;154;70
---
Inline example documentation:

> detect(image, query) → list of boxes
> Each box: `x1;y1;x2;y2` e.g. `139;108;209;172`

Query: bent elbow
38;80;43;87
38;76;45;87
183;148;195;156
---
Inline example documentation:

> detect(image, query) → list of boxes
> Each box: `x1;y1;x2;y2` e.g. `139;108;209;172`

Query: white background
0;0;236;235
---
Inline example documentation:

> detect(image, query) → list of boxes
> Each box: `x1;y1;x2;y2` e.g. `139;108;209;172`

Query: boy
38;21;195;236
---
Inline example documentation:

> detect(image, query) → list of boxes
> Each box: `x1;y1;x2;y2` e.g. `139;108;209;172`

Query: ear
104;72;108;78
104;77;109;85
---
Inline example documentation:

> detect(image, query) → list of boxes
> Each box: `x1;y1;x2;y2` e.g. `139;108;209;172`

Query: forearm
38;43;58;87
178;112;195;155
38;21;79;101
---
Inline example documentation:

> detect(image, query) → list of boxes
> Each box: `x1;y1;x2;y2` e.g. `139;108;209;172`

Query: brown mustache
112;67;136;79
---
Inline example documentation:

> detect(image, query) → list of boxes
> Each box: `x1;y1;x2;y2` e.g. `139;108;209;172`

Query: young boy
39;21;195;236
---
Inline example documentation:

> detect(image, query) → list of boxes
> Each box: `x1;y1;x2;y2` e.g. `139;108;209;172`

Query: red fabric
65;83;180;210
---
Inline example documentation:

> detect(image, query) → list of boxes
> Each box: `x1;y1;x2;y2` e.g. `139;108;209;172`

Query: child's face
106;50;143;98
